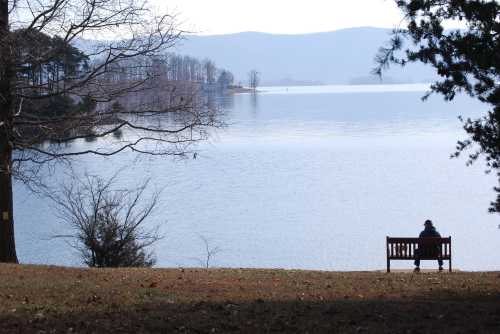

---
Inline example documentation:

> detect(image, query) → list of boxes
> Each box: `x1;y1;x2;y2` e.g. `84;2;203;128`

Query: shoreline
226;86;257;94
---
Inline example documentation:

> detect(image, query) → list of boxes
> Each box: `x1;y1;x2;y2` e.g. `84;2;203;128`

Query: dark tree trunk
0;147;17;263
0;0;18;263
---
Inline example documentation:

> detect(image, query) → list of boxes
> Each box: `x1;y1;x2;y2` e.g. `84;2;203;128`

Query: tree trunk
0;147;17;263
0;0;18;263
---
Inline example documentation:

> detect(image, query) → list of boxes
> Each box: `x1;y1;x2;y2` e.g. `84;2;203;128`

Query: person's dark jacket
417;226;442;257
419;226;441;238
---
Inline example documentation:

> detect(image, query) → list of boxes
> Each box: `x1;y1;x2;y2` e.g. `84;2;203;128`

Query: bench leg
449;259;452;272
387;259;390;273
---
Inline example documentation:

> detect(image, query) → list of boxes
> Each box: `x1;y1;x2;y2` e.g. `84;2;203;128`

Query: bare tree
248;70;260;91
0;0;223;263
50;173;162;268
193;234;222;269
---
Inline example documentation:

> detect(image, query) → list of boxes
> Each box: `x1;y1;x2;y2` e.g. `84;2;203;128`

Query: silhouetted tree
375;0;500;213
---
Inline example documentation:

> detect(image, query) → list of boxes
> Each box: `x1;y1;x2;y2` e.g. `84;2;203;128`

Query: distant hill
174;27;437;86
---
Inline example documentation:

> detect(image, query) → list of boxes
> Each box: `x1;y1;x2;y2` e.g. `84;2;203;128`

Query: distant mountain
174;27;437;86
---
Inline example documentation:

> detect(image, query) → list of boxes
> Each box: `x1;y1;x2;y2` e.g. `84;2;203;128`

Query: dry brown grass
0;264;499;333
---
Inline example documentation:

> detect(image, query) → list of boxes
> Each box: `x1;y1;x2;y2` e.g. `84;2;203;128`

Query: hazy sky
156;0;406;35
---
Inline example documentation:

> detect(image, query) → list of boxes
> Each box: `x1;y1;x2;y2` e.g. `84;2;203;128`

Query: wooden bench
386;237;452;272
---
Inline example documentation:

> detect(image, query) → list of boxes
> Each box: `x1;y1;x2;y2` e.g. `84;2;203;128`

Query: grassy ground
0;264;499;333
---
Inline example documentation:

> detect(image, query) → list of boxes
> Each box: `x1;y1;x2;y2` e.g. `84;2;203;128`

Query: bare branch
47;170;163;267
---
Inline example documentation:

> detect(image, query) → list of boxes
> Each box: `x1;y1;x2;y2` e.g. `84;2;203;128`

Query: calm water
14;84;499;271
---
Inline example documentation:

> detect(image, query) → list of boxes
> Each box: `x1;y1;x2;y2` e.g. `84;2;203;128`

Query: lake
14;84;499;271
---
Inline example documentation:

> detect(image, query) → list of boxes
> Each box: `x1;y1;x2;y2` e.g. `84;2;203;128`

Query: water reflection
216;92;235;110
250;92;259;118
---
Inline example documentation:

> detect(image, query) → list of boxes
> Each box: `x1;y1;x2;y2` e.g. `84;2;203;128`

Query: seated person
414;220;443;272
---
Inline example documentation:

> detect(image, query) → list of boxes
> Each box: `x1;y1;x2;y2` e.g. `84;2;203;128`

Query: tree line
96;52;236;93
8;26;239;148
14;28;235;108
163;54;235;90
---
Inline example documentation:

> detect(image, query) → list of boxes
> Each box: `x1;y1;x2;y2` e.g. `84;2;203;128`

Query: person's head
424;219;434;228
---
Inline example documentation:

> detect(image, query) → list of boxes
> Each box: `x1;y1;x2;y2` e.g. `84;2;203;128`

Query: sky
155;0;406;35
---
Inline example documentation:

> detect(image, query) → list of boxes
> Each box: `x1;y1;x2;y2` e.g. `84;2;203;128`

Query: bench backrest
386;237;451;260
